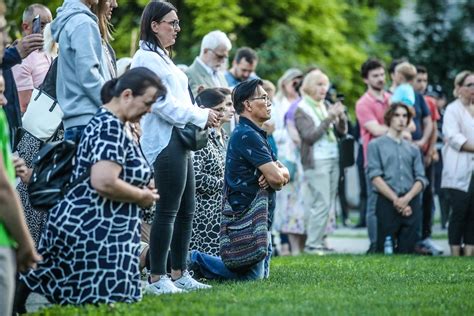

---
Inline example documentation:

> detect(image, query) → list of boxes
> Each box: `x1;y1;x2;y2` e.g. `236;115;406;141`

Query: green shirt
0;108;16;247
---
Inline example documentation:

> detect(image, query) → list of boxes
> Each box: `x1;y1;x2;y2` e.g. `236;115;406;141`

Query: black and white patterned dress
15;127;64;247
22;109;152;305
189;129;227;256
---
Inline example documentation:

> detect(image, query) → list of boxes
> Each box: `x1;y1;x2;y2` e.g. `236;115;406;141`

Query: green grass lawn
33;255;474;316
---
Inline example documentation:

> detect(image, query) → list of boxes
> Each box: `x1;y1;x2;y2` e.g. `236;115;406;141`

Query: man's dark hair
360;58;385;79
232;78;263;114
388;58;408;75
384;102;413;127
234;47;258;64
416;65;427;74
140;1;177;56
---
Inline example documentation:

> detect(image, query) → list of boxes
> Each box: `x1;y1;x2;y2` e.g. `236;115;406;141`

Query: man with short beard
355;58;391;253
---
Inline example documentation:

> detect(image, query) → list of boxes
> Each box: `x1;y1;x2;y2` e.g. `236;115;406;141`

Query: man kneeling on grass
188;79;289;280
368;102;428;253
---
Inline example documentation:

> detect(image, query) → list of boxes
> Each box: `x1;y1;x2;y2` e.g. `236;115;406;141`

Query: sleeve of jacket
69;20;105;108
294;107;332;145
1;47;22;72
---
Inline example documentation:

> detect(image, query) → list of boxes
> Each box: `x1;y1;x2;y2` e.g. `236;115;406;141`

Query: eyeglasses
209;49;228;61
159;19;180;30
249;95;271;104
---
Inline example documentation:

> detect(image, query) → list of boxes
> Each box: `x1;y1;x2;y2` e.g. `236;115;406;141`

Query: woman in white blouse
441;70;474;256
131;1;220;294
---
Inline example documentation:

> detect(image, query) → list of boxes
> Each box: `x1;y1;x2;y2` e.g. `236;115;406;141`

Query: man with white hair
185;30;231;96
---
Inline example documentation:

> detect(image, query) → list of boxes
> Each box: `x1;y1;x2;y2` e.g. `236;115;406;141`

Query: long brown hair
91;0;114;42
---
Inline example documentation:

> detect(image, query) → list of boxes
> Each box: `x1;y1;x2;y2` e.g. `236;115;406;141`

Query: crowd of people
0;0;473;313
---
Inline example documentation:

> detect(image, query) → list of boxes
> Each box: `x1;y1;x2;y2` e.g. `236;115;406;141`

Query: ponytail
101;78;119;104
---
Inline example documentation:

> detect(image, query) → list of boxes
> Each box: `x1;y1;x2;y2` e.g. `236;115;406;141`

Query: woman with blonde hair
441;70;474;256
294;70;347;254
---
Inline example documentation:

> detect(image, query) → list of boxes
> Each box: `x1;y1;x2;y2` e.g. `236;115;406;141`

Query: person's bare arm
415;116;433;148
393;181;424;211
91;161;159;208
258;161;288;191
371;176;398;202
0;152;41;272
364;120;388;137
18;89;33;113
461;141;474;153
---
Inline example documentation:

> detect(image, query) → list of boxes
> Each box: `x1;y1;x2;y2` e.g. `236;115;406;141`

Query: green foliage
376;0;474;100
4;0;398;107
34;255;474;315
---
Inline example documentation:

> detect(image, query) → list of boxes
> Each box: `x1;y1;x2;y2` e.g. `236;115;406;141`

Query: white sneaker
144;275;183;295
423;238;444;255
173;271;212;291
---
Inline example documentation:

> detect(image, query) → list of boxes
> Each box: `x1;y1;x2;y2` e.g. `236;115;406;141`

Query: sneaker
304;246;326;256
144;275;184;295
422;238;444;255
173;271;212;291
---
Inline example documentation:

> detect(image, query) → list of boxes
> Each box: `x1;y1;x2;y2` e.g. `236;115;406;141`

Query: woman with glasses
189;88;234;256
441;70;474;256
131;1;220;295
293;70;347;254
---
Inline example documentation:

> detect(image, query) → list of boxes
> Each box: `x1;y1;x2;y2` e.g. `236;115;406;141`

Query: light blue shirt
391;83;415;107
131;42;209;165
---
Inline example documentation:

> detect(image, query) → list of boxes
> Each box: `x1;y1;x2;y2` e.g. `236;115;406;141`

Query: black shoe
366;243;377;254
353;222;366;229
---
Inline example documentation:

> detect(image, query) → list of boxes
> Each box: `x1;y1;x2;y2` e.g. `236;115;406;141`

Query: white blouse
131;41;209;164
441;99;474;192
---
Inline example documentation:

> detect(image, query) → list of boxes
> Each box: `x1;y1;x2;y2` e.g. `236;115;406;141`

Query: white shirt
131;42;209;164
298;98;339;160
441;99;474;192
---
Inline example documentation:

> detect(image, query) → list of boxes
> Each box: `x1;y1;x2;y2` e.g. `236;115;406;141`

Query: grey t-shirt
367;134;427;195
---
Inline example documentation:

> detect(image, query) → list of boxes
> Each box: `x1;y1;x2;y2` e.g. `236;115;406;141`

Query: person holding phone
294;70;348;254
12;4;53;113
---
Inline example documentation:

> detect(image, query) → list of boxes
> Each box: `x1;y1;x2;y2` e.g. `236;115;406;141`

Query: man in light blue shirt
225;47;259;89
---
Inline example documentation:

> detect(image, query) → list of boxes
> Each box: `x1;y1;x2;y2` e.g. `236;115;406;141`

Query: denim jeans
189;232;272;281
64;125;86;143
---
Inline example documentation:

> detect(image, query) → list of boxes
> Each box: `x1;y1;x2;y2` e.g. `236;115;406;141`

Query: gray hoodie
51;0;109;130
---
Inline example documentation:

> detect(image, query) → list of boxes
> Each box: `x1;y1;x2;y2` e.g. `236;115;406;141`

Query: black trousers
150;129;195;274
376;194;421;254
421;163;435;239
447;173;474;245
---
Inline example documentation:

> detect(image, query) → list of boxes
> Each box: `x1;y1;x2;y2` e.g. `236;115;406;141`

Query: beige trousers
303;158;340;249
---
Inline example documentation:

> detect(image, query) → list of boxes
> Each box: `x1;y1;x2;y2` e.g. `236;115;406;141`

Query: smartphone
32;15;41;34
336;93;345;102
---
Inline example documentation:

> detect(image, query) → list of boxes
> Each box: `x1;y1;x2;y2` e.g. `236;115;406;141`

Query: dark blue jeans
64;125;86;143
189;232;272;281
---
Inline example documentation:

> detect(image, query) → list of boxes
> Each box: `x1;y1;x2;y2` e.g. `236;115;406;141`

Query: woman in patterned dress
16;68;165;307
190;88;233;256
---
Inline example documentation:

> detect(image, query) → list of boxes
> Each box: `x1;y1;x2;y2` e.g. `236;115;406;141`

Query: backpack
28;140;89;210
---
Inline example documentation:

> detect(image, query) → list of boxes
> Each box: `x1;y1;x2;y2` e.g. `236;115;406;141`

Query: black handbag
338;134;355;168
175;123;209;151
